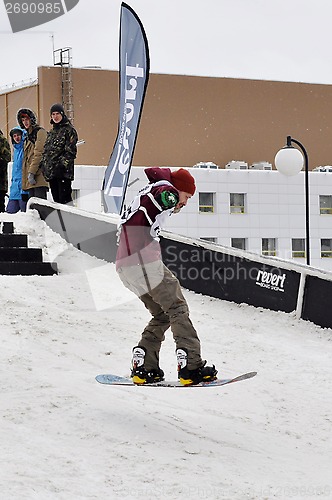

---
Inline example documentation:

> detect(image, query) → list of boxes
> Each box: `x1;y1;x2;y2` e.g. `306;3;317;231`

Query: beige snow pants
117;260;203;371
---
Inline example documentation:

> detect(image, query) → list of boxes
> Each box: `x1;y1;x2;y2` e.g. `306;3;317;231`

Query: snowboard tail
95;371;257;388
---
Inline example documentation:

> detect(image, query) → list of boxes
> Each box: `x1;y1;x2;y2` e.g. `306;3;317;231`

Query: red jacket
116;168;179;269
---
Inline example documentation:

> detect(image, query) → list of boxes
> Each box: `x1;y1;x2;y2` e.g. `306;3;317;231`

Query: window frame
262;238;277;257
321;238;332;258
71;189;80;207
231;237;247;251
291;238;306;258
319;195;332;215
199;192;215;213
200;237;217;243
230;193;246;214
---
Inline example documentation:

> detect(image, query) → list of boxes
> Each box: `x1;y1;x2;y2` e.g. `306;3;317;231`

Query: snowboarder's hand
28;173;36;185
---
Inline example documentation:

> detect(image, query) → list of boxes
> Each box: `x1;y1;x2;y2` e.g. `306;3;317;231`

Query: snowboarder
116;167;218;385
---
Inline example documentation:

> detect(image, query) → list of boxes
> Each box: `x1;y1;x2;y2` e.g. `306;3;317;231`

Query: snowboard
95;371;257;388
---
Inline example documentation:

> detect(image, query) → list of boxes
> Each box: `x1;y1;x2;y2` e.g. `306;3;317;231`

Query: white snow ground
1;210;332;500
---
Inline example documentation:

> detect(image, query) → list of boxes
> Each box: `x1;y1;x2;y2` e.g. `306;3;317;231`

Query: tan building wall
1;85;39;137
1;66;332;169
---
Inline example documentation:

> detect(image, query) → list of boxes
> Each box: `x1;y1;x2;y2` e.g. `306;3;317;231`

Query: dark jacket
0;130;11;191
42;115;78;181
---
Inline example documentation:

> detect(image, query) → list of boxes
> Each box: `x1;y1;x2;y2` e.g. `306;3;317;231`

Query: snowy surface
1;210;332;500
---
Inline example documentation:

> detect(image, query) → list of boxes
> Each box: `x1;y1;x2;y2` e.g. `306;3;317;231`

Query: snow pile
0;211;331;499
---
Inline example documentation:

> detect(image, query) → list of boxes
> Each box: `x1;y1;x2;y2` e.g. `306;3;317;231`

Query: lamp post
275;136;310;265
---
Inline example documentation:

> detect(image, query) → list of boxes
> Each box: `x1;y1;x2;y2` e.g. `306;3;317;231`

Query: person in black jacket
0;129;11;212
42;104;78;204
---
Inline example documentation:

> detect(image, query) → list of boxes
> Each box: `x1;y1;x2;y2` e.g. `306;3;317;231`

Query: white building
63;165;332;271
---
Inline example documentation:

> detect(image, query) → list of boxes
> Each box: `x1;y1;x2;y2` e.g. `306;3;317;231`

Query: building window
200;237;217;243
321;239;332;258
231;238;247;250
230;193;246;214
319;195;332;214
292;238;305;258
262;238;277;256
199;192;215;213
72;189;80;207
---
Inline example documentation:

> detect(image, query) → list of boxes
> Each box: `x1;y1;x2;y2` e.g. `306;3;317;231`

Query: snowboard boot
176;347;218;386
131;346;165;385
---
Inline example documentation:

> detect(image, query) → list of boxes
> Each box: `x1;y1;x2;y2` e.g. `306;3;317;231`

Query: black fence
301;275;332;328
160;238;300;313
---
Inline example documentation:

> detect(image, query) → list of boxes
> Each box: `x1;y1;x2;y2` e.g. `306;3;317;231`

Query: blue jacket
9;127;28;200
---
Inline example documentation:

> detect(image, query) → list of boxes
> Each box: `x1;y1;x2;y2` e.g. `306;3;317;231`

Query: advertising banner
102;2;150;214
161;238;301;313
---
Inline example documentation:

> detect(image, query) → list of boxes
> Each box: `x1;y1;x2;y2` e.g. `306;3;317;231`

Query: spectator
6;127;29;214
17;108;48;199
42;103;78;204
0;129;11;212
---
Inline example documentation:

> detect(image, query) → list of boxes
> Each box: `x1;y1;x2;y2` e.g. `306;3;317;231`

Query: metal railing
0;78;37;95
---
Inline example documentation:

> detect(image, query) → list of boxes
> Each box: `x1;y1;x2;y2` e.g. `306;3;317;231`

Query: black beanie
50;103;65;115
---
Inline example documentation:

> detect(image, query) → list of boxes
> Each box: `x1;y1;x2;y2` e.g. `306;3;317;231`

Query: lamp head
275;145;304;176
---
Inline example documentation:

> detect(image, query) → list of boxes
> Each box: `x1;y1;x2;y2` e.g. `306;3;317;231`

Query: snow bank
0;211;331;499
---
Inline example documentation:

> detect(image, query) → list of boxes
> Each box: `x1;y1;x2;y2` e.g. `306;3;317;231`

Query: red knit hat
170;168;196;195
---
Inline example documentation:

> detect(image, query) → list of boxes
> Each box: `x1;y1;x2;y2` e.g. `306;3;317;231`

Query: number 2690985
5;3;62;14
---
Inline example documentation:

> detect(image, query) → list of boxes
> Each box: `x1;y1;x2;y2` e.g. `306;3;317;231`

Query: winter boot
176;347;218;386
131;346;165;385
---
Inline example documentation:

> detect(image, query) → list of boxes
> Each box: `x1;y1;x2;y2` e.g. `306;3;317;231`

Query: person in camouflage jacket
42;103;78;204
0;129;11;212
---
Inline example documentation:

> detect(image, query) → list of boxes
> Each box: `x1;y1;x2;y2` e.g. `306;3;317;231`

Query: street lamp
275;136;310;266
